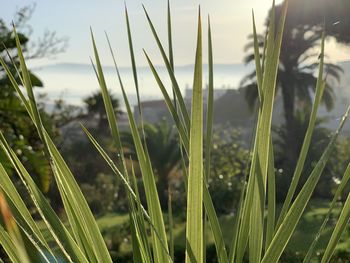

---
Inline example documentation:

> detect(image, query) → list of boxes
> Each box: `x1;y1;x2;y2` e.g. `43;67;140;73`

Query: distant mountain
33;62;252;74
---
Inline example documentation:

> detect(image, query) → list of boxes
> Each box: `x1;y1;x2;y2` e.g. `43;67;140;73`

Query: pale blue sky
1;0;284;67
2;0;350;67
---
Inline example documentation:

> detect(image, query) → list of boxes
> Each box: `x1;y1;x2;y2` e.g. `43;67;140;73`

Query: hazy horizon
32;60;350;108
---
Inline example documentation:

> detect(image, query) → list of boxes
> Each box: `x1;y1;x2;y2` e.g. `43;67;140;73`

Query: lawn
96;199;350;258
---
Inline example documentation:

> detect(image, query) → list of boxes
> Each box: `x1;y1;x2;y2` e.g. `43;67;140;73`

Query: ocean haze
31;60;350;123
32;62;252;107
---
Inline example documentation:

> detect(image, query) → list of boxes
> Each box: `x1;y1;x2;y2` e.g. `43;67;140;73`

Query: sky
2;0;350;106
2;0;350;67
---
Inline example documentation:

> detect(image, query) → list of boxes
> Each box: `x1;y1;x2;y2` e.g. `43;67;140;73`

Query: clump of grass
1;0;350;262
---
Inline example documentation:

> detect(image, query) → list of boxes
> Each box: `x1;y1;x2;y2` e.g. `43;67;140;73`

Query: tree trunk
280;80;299;167
157;169;169;210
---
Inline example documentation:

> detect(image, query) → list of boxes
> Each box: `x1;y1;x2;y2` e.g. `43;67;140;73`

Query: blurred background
1;0;350;261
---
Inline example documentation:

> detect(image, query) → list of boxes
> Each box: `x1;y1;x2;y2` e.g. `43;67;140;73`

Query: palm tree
121;120;181;209
241;20;343;163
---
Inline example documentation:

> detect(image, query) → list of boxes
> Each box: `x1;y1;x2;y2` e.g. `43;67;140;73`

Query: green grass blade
252;10;263;98
0;133;88;263
181;153;228;263
262;105;350;263
106;47;170;261
130;162;153;262
126;166;151;263
122;88;170;263
143;51;189;150
321;165;350;262
185;8;203;263
129;210;144;263
249;1;288;261
167;0;177;110
276;32;326;228
249;1;276;261
0;57;31;114
81;126;149;221
81;124;172;262
168;188;174;261
44;133;112;262
0;192;30;263
10;27;112;262
265;140;276;249
203;16;213;263
304;162;350;262
204;16;229;263
124;4;142;117
0;225;25;263
91;30;124;161
146;18;227;259
231;118;260;263
228;195;243;263
13;26;46;146
167;0;174;71
143;5;190;130
0;164;52;251
16;224;54;263
205;16;214;184
203;183;228;263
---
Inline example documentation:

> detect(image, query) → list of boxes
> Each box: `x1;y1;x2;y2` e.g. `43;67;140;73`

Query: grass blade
205;16;214;188
276;31;326;228
167;0;177;110
205;16;229;263
265;140;276;249
262;105;350;263
167;0;174;71
131;161;153;261
82;125;172;261
249;1;276;261
10;27;112;263
91;30;124;162
127;165;152;263
185;8;203;263
106;43;170;261
0;192;30;263
252;11;263;98
233;125;260;263
0;225;23;263
124;4;142;117
143;51;189;150
168;188;174;261
0;164;54;255
304;162;350;262
144;12;227;260
0;136;87;263
143;5;190;130
122;86;170;263
321;165;350;262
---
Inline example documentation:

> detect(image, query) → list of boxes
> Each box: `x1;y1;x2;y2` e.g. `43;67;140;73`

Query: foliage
0;6;67;192
209;127;249;214
273;111;350;201
121;119;181;208
80;173;121;215
241;2;343;165
1;1;350;263
274;0;350;45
